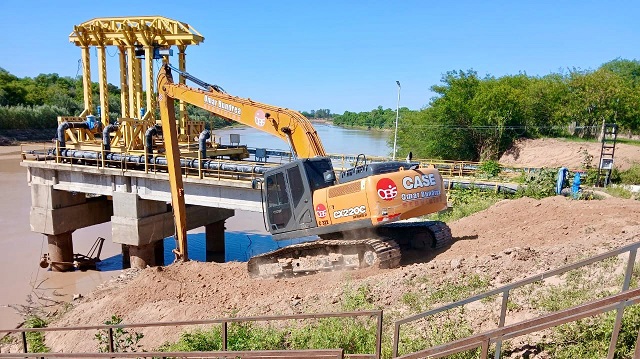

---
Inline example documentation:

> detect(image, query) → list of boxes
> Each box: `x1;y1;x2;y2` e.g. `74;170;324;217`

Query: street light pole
392;80;401;160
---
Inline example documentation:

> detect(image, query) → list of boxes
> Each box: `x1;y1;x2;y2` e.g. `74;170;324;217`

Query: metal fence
392;240;640;358
0;310;383;359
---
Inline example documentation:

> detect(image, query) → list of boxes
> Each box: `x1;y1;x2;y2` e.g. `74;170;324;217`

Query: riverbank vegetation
4;59;640;161
336;58;640;161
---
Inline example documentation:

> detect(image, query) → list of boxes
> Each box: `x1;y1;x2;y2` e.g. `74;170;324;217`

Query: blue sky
0;0;637;113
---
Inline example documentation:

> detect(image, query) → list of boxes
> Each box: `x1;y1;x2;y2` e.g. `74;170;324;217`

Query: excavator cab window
302;158;336;191
265;172;292;230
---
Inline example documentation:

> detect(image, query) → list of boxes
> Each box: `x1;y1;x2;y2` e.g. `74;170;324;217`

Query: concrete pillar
47;232;74;272
206;220;226;263
129;241;164;268
122;244;130;269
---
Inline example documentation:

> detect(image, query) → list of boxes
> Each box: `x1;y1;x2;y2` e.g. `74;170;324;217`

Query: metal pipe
199;129;211;160
102;124;119;152
51;149;271;174
57;121;89;149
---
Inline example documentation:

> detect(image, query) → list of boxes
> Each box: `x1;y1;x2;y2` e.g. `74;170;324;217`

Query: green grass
617;137;640;147
159;319;377;355
24;316;49;353
431;186;512;223
401;274;491;313
543;304;640;359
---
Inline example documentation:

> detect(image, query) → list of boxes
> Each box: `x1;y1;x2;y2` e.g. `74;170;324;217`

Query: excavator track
247;238;401;278
247;220;452;278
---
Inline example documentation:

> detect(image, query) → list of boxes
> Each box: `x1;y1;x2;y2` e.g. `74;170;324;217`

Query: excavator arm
157;64;326;158
156;63;328;261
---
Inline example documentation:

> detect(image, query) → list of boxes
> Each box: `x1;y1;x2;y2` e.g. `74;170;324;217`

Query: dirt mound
10;196;640;353
499;138;640;170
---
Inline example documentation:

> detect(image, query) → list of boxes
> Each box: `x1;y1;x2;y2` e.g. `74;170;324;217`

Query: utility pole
392;80;401;160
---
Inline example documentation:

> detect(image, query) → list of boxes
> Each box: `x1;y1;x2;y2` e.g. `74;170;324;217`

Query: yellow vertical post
144;45;155;122
97;45;109;126
118;46;129;119
127;46;137;118
135;57;143;118
81;46;92;114
178;45;187;135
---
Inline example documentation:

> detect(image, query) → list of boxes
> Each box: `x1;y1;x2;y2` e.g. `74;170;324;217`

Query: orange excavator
157;63;452;277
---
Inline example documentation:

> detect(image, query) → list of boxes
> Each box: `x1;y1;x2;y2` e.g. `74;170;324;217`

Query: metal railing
0;349;344;358
395;288;640;359
0;310;383;359
392;240;640;358
21;143;541;185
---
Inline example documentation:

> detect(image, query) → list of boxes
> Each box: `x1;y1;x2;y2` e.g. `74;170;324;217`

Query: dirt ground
17;195;637;354
499;138;640;170
2;138;640;355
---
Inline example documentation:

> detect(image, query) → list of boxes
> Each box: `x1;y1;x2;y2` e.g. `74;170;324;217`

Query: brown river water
0;146;123;329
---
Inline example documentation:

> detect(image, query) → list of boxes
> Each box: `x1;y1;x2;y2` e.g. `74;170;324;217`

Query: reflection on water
162;232;315;264
95;231;316;270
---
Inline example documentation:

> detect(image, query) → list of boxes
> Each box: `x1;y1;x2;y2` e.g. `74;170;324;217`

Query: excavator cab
263;157;335;236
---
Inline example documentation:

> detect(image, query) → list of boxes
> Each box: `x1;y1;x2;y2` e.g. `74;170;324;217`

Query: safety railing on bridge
21;143;539;186
0;310;383;359
392;240;640;358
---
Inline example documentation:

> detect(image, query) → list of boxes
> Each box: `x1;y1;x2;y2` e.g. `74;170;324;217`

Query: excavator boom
158;64;326;158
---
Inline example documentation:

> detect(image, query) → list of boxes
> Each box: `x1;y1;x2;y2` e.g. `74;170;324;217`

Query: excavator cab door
264;160;318;236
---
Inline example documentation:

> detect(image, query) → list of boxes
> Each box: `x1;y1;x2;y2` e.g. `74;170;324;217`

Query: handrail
396;288;640;359
0;310;382;359
392;240;640;358
0;349;344;358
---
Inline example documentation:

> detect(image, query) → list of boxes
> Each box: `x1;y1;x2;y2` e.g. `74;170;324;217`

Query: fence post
607;248;637;359
222;321;228;351
392;322;401;358
376;311;383;359
493;290;510;359
108;327;114;352
21;331;27;353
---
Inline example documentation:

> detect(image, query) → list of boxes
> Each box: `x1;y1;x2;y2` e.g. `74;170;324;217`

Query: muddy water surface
0;147;122;329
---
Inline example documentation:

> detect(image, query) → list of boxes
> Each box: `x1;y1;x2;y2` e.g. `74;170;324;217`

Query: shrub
478;160;502;177
619;164;640;185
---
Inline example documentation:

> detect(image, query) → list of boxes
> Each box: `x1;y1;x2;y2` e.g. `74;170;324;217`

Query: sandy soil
19;195;639;354
499;138;640;170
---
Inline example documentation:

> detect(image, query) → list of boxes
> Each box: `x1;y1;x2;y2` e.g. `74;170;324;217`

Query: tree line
0;68;230;131
335;58;640;161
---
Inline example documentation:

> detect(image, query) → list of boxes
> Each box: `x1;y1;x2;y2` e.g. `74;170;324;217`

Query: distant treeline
331;58;640;161
3;58;640;161
0;67;230;130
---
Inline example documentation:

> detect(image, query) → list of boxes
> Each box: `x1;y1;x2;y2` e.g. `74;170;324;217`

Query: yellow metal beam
178;45;187;134
118;45;129;119
81;46;92;115
69;16;204;47
127;46;137;118
144;45;154;122
97;46;109;126
135;57;143;118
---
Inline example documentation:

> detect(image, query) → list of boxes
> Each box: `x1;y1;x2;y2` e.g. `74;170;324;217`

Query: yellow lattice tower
69;16;204;128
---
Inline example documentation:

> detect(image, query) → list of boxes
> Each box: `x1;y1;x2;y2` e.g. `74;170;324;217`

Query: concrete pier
30;183;113;271
206;221;226;262
24;161;258;270
47;232;74;272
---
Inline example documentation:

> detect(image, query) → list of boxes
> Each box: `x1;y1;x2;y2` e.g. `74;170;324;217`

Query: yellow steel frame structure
65;16;204;151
